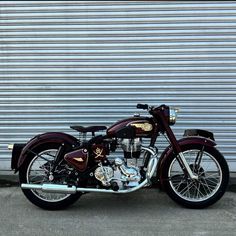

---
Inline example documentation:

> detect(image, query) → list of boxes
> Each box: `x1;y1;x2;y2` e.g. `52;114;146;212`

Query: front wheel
162;144;229;208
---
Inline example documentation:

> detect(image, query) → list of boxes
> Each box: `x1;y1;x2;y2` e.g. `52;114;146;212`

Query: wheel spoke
200;180;211;195
204;172;220;178
203;177;219;185
199;180;216;191
183;182;193;198
197;184;205;198
29;175;45;182
172;180;185;192
179;182;193;195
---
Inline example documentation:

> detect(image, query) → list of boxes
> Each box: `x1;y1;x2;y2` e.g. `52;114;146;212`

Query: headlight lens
169;107;179;125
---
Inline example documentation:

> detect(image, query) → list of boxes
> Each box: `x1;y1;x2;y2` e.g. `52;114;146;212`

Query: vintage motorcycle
10;103;229;210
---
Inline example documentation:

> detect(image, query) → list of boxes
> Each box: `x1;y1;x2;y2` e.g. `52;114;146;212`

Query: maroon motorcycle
10;104;229;210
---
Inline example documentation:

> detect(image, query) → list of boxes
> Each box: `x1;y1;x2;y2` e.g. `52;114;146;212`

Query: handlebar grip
137;103;149;110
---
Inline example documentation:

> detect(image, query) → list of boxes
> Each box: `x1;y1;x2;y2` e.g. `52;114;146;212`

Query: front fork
178;152;198;180
161;117;198;180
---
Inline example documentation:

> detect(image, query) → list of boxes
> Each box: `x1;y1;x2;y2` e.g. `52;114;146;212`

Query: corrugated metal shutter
1;1;236;172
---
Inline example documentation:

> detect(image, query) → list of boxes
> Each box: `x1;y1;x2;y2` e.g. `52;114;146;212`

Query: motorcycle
10;103;229;210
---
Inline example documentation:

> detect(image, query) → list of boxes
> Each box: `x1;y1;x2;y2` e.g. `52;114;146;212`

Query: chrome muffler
21;183;77;194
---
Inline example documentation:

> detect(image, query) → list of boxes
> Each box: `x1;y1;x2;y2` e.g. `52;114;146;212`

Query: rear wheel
19;143;82;210
162;144;229;208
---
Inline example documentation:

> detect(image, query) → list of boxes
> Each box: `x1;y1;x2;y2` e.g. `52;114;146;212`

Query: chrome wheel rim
168;149;222;202
26;149;70;202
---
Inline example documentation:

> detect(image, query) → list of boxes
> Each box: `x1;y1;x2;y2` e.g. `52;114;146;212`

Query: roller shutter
1;1;236;171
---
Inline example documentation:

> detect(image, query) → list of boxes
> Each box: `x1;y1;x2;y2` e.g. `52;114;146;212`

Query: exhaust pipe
22;182;148;194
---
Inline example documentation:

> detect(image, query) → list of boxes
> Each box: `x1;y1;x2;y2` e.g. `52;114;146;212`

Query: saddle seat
70;125;107;134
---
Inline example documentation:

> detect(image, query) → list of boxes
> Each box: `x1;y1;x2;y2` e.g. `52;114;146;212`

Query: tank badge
74;157;84;162
131;123;153;132
94;147;104;159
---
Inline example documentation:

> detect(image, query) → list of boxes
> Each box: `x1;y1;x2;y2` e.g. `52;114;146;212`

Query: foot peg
111;182;119;191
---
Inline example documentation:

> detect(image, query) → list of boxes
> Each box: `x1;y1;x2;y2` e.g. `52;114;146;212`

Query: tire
19;143;82;210
161;143;229;209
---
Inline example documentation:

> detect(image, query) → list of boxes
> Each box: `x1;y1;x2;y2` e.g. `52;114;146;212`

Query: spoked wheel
162;144;229;208
19;143;82;210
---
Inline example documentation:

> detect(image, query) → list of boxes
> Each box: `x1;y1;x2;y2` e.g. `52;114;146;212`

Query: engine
94;138;142;190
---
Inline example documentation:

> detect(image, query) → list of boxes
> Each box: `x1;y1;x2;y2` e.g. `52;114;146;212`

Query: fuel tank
107;116;154;138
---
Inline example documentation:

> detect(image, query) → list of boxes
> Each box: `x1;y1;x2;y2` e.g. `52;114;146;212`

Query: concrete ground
0;187;235;236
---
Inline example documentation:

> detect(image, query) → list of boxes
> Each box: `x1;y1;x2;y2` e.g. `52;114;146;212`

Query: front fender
157;136;216;187
16;132;80;172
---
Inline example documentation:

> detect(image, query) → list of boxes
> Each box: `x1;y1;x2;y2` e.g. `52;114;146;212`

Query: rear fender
16;132;80;172
11;144;25;171
157;136;216;188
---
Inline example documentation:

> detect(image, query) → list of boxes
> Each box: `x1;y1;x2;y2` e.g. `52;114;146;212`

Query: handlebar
136;103;149;110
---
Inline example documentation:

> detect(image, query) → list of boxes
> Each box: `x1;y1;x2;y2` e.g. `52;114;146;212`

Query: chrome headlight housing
169;107;179;125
